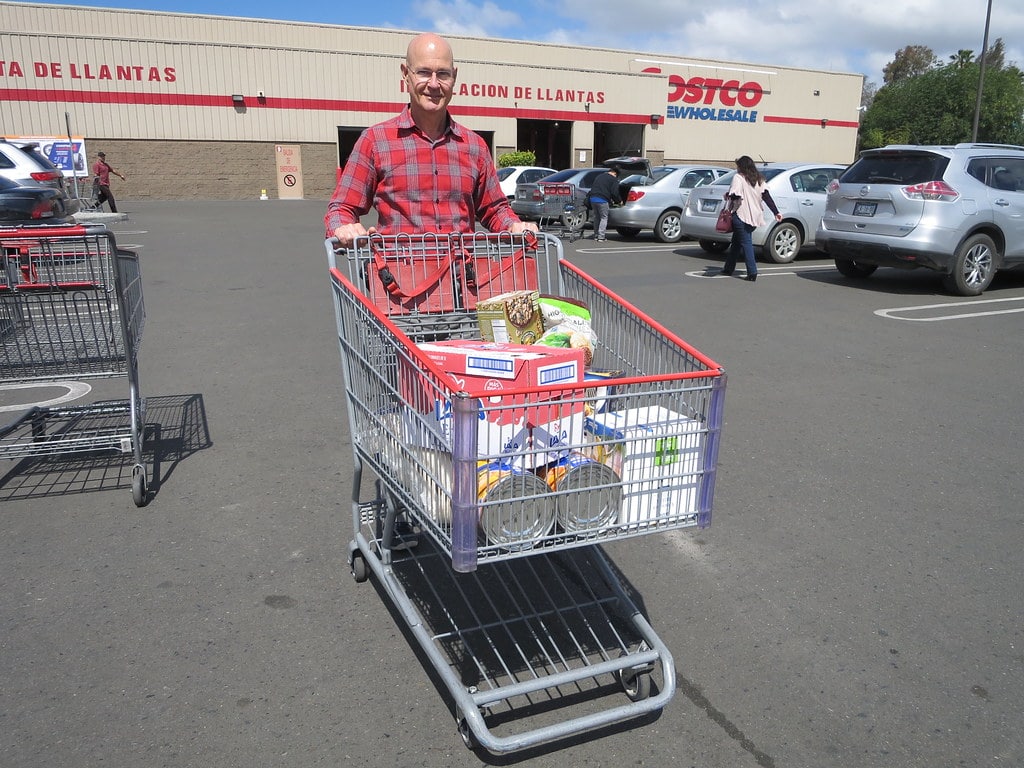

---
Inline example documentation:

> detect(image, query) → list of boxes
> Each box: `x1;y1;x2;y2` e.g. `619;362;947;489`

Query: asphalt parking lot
3;202;1024;768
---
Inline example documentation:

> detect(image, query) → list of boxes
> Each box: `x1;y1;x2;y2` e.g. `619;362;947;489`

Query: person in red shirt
92;151;126;213
325;33;537;248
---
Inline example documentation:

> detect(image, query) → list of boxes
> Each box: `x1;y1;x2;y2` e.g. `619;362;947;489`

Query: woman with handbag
720;155;782;282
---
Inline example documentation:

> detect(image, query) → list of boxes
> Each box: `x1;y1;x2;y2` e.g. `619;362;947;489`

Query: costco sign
645;68;764;124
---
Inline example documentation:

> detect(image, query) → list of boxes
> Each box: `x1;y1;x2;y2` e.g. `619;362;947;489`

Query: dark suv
815;143;1024;295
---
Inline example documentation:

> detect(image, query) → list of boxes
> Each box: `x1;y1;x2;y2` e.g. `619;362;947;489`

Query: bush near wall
498;151;536;167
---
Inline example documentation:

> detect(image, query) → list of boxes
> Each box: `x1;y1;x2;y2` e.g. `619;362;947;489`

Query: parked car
0;139;68;193
609;164;731;242
682;162;845;263
816;143;1024;296
512;157;651;231
497;165;556;200
0;176;79;224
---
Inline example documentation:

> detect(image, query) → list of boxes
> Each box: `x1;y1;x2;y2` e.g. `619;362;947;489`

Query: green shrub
498;151;536;167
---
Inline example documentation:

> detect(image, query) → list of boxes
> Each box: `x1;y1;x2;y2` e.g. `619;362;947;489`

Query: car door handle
801;199;815;206
995;199;1011;206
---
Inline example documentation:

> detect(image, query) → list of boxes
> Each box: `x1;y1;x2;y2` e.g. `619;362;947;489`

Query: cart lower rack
0;224;148;506
326;231;726;752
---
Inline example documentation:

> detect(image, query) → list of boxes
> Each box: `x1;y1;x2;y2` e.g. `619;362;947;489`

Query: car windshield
841;153;949;184
497;167;516;181
650;167;676;183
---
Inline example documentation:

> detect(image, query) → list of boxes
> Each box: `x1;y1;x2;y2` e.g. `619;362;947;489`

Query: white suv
0;139;68;193
816;143;1024;295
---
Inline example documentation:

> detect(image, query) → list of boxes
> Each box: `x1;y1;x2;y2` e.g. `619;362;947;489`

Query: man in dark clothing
588;165;621;241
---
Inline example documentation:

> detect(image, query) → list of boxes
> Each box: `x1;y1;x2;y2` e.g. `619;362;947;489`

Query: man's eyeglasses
410;68;455;84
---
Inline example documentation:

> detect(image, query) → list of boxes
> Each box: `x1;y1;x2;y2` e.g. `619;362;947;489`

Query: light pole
971;0;993;142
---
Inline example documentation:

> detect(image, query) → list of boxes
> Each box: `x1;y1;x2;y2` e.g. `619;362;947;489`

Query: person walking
92;151;125;213
325;32;536;247
720;155;782;281
587;165;621;242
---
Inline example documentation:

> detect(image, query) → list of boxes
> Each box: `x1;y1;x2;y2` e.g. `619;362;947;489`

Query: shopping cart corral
0;224;149;506
326;231;726;753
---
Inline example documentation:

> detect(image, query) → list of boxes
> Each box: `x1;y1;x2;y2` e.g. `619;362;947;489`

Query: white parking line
0;381;92;412
573;243;677;254
874;296;1024;322
686;264;835;279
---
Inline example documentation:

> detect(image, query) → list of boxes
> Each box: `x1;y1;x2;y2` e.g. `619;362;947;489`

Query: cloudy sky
34;0;1024;86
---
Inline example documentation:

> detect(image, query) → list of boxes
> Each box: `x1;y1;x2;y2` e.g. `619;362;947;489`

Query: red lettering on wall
0;61;26;77
667;75;763;108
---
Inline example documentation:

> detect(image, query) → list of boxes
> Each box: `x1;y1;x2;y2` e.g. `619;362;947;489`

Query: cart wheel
131;469;148;507
457;717;476;749
350;552;369;583
618;667;652;702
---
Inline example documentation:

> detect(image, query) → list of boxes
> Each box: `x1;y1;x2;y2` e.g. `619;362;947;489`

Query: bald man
326;33;537;247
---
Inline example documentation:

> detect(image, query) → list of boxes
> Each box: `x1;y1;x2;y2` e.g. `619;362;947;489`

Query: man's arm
325;135;377;245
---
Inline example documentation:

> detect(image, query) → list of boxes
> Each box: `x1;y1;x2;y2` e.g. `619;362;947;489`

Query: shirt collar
398;106;461;140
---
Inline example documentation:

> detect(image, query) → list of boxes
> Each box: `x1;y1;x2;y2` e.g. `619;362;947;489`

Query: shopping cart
0;224;149;506
530;182;587;241
326;231;726;753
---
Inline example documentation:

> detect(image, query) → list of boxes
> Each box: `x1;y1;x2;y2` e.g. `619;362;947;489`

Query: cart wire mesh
0;224;149;505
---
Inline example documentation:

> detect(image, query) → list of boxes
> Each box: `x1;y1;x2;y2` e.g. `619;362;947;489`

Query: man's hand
508;221;539;235
332;223;375;249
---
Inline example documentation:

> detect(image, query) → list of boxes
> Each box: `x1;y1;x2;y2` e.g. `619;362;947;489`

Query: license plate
853;201;877;217
700;199;719;213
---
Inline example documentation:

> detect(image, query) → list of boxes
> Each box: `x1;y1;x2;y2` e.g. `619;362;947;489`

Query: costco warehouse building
1;1;864;200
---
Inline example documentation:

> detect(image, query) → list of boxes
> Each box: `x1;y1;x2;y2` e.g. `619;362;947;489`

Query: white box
585;406;704;525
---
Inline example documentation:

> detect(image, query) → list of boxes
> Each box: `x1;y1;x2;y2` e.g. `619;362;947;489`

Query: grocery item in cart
477;459;556;550
374;427;554;549
401;339;585;440
544;452;622;532
585;406;703;526
476;289;544;344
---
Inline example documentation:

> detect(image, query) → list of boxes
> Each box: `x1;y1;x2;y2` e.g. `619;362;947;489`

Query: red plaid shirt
324;107;520;237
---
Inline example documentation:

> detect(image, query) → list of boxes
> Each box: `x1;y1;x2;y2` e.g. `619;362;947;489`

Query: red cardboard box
399;340;586;462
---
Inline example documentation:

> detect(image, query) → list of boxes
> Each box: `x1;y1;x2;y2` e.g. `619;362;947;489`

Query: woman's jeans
723;214;756;276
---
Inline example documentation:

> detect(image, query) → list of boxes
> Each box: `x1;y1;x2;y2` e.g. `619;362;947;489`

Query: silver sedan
681;162;846;263
608;165;730;243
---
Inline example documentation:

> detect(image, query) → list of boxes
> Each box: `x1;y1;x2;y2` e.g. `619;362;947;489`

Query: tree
983;38;1006;70
882;45;938;84
860;56;1024;148
949;49;974;69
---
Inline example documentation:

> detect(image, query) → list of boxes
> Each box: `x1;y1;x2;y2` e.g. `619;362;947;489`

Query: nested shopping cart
326;231;726;753
0;224;148;506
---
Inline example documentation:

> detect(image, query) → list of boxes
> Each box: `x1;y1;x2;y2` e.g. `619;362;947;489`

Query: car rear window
713;168;785;187
15;144;60;171
540;169;581;183
841;153;949;185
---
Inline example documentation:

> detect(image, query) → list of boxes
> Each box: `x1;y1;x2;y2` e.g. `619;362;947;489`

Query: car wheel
699;239;729;254
763;222;802;263
835;258;877;278
943;233;997;296
562;207;587;231
615;227;641;239
654;210;684;243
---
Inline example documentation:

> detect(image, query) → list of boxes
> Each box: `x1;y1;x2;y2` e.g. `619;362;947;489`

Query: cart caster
618;666;652;702
457;717;476;749
131;467;148;507
350;552;369;583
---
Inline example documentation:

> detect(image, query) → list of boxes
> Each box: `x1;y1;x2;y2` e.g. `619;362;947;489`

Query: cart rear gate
0;225;149;506
326;231;726;753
